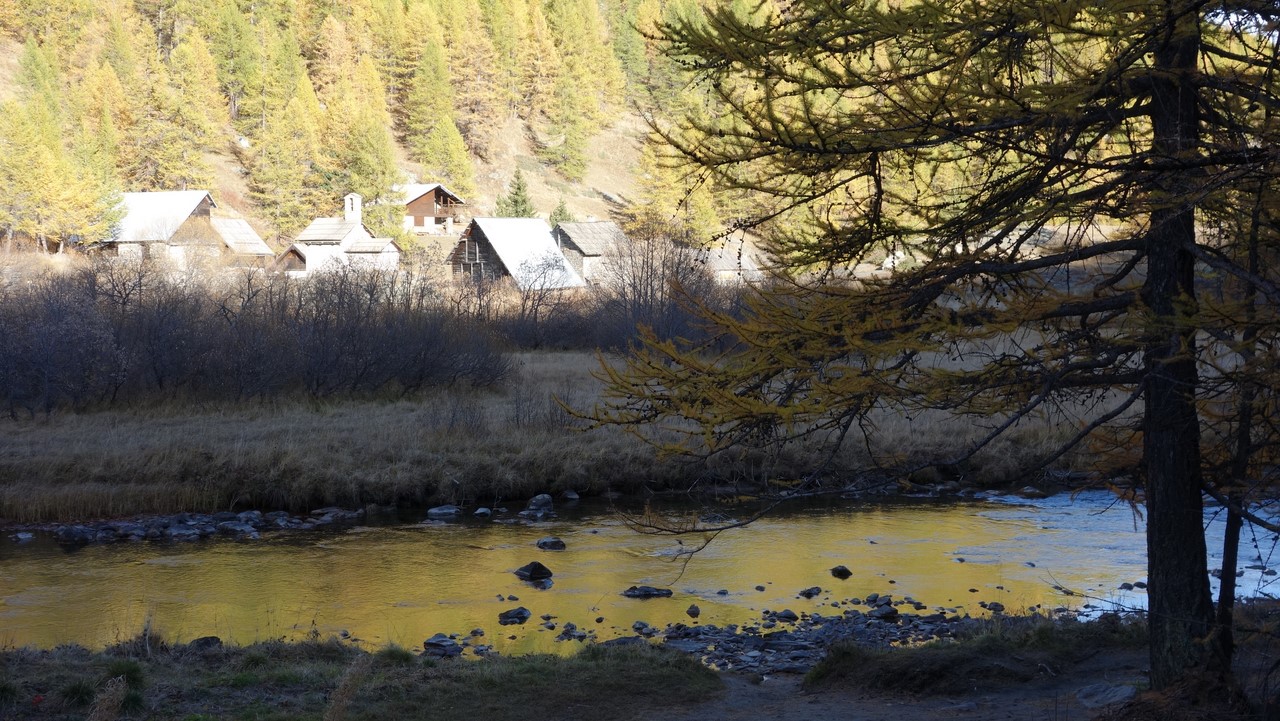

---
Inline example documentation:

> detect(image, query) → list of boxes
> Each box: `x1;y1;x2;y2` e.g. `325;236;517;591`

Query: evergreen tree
495;169;536;217
549;197;574;225
403;39;453;141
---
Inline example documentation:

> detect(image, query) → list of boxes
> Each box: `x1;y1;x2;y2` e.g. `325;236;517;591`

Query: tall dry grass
0;348;1106;523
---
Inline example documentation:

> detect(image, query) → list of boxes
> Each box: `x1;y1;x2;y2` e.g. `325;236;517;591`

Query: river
1;491;1272;653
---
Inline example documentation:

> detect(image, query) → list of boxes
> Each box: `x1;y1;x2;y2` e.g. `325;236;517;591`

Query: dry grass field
0;348;1096;524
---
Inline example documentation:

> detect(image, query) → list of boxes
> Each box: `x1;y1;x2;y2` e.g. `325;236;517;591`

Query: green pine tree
495;168;536;217
549;197;574;225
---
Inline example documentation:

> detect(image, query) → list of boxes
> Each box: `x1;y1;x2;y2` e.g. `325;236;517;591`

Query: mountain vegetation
0;0;728;249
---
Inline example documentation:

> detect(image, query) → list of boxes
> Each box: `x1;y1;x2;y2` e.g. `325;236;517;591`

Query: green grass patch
0;638;720;721
57;678;96;707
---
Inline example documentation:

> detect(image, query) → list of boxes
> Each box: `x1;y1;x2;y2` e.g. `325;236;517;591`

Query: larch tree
591;0;1280;694
442;0;503;158
167;31;229;153
250;74;328;238
418;118;477;200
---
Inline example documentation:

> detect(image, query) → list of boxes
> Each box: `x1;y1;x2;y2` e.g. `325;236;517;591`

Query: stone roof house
552;221;629;285
107;190;274;268
275;194;401;276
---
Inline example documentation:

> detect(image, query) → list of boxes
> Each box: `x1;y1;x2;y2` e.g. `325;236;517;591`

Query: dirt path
656;648;1149;721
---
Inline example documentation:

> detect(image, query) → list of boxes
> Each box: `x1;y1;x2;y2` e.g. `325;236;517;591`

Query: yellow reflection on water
0;496;1153;653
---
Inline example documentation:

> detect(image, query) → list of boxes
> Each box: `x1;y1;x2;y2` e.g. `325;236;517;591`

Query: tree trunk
1141;2;1217;688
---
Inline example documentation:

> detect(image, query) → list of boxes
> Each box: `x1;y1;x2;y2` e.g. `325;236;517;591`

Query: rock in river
514;561;554;581
498;607;532;625
536;536;566;551
622;585;673;599
426;505;463;520
798;586;822;599
423;633;463;657
830;565;852;580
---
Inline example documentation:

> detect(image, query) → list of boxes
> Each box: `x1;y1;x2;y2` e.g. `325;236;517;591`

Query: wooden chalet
393;183;465;234
451;218;584;290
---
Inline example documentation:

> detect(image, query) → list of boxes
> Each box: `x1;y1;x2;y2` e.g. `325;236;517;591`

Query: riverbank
3;613;1242;721
0;351;1092;525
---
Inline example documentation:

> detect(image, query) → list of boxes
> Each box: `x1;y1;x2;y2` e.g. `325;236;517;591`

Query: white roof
472;217;585;290
393;183;465;205
210;218;273;256
116;191;214;243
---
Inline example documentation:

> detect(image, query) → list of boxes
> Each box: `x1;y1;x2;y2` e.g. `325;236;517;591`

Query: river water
1;492;1273;653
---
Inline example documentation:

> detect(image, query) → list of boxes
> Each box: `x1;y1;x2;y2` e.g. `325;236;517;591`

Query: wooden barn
450;218;584;290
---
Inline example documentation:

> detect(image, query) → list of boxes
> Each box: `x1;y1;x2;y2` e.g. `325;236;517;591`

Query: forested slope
0;0;727;251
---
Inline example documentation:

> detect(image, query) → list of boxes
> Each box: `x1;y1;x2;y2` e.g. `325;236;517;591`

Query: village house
692;238;766;284
106;190;274;268
392;183;465;235
551;221;629;285
451;217;584;290
275;194;401;277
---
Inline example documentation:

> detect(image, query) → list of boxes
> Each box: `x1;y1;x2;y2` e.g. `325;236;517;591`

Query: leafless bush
0;259;510;413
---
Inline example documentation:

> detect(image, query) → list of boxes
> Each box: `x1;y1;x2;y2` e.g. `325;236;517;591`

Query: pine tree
549;197;574;225
495;168;536;217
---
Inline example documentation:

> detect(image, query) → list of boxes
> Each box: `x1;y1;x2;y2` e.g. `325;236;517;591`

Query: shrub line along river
1;491;1274;654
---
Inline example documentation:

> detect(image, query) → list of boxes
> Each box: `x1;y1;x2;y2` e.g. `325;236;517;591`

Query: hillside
0;0;694;252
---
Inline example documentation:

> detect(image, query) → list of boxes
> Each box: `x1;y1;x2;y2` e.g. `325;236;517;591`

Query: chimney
344;193;362;223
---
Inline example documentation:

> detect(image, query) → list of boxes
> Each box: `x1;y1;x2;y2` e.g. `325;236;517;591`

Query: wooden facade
397;184;465;234
448;224;501;281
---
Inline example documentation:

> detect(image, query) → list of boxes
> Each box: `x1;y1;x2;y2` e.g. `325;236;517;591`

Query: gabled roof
393;183;465;205
117;191;215;243
210;218;273;256
554;221;628;256
296;218;366;244
346;236;401;254
471;217;585;290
